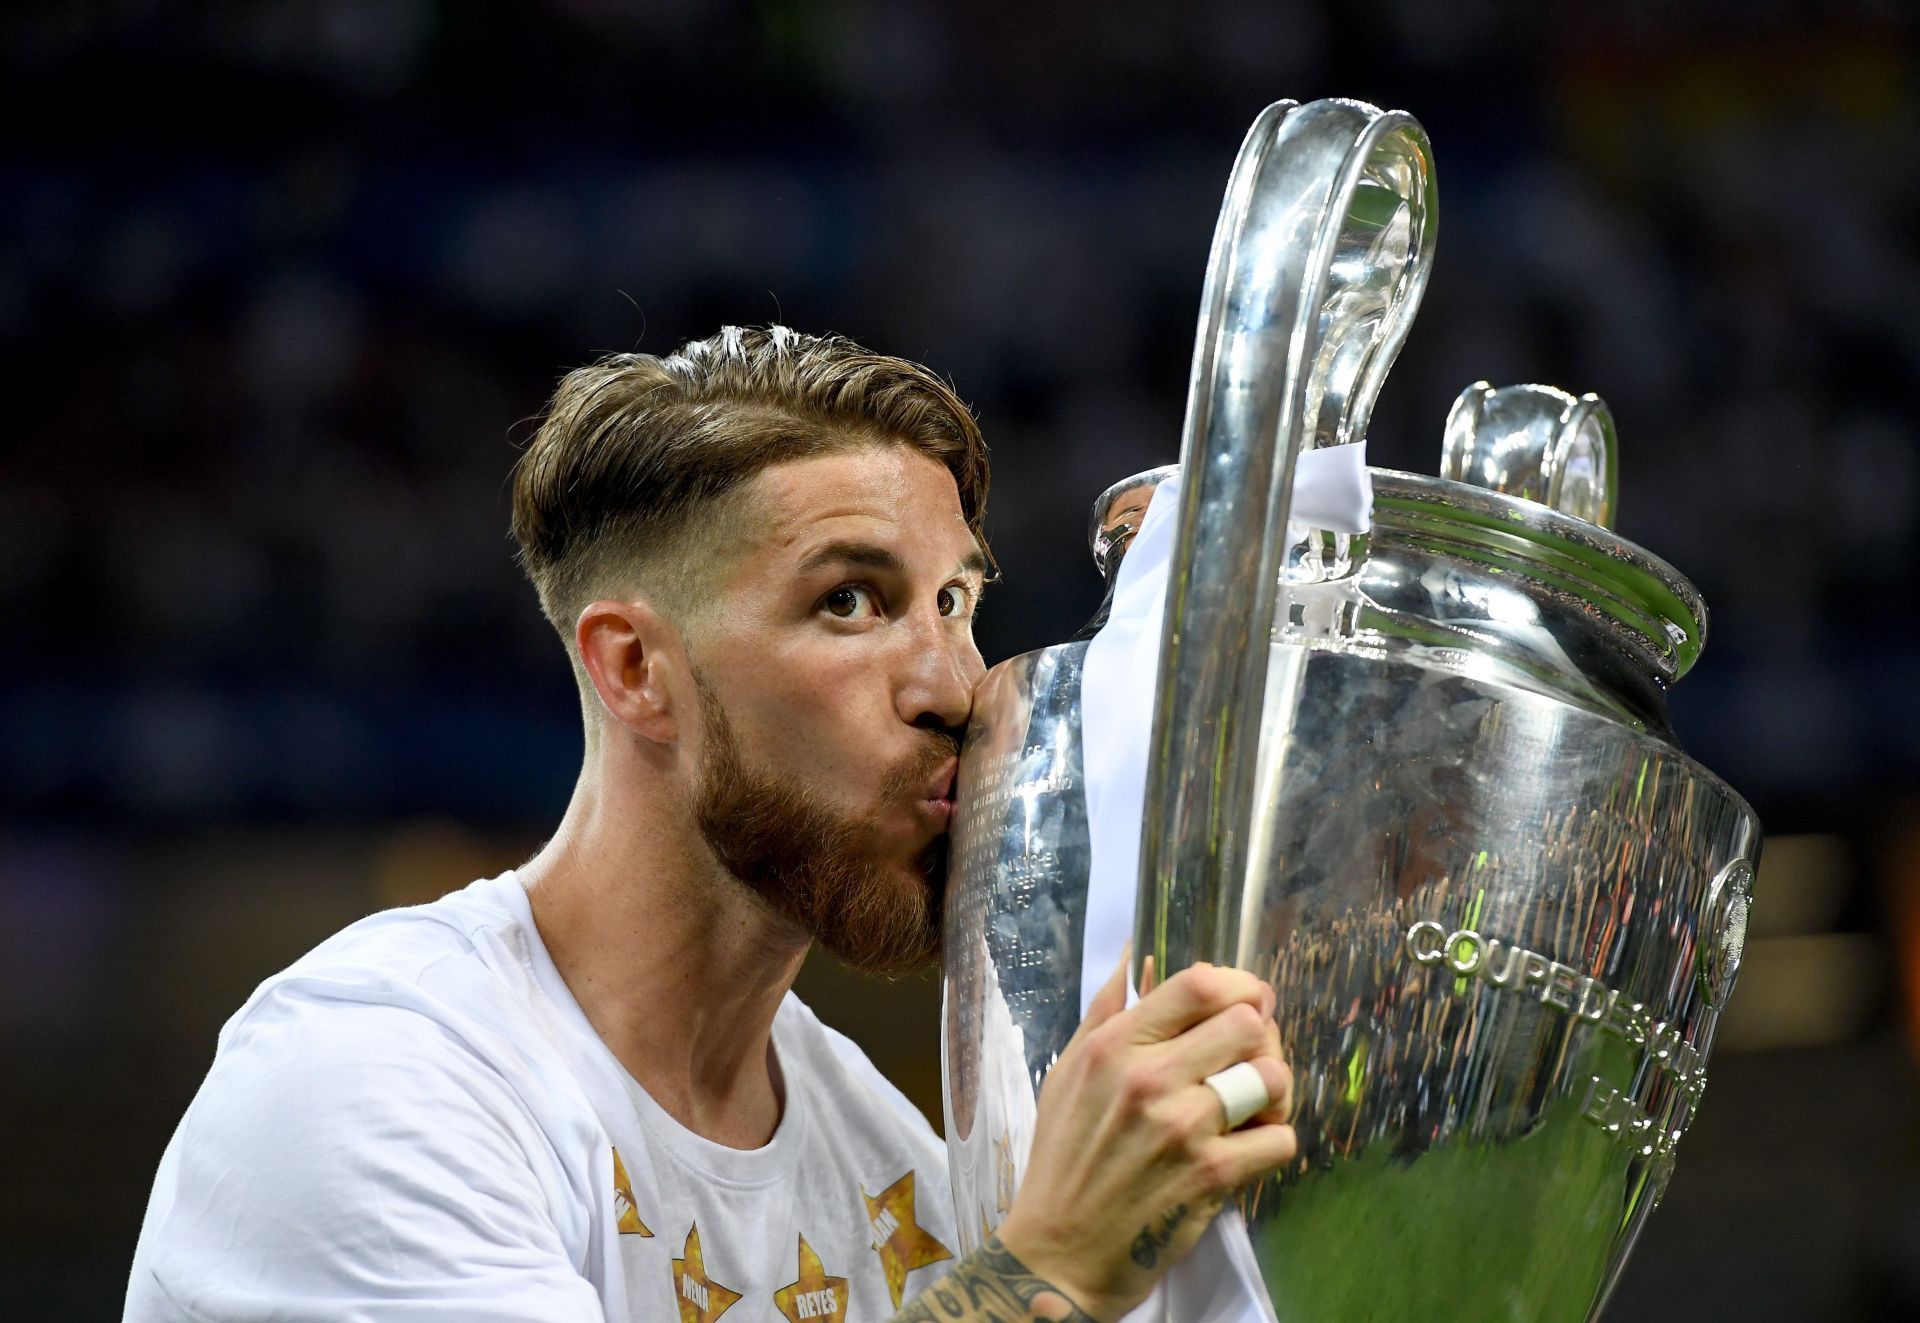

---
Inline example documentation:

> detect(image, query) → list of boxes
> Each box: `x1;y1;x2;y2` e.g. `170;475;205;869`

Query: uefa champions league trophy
940;97;1761;1320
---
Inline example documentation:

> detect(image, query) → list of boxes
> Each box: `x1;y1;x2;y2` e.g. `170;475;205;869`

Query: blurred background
3;0;1917;1317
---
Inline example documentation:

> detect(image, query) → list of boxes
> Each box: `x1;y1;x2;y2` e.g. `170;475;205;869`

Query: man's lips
917;757;959;825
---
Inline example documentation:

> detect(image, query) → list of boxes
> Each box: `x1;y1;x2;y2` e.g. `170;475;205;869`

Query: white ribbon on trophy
1079;441;1372;1323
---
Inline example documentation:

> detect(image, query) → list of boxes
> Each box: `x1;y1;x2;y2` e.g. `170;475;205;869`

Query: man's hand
977;953;1296;1319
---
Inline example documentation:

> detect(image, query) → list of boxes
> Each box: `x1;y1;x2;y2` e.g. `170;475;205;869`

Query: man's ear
575;597;687;744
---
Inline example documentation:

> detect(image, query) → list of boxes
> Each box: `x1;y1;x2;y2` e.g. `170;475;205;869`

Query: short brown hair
511;324;992;664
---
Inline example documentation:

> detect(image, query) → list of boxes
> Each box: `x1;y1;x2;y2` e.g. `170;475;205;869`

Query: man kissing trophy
941;97;1761;1320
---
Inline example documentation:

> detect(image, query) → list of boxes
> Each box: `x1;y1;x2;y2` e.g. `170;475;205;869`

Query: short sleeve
126;988;608;1322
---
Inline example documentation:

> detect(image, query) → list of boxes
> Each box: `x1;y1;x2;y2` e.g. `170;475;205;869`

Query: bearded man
125;326;1296;1321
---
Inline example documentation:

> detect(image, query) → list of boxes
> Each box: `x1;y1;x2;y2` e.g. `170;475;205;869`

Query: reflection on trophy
941;97;1760;1320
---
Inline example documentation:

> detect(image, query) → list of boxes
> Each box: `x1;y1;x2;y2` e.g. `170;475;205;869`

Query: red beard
692;677;954;977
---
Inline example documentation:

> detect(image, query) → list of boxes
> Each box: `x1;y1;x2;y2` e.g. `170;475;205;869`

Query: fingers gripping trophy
941;98;1761;1320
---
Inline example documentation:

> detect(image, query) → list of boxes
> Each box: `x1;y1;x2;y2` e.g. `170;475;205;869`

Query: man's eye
823;585;881;619
938;584;973;619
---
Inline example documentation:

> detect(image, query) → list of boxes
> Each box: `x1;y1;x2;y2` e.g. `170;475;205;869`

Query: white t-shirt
126;871;959;1322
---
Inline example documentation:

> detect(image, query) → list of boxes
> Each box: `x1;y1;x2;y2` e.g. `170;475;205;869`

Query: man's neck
517;766;809;1150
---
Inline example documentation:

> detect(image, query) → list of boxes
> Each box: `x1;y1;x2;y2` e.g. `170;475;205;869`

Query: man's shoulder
140;873;605;1265
129;874;609;1323
286;869;526;973
228;871;533;1034
203;871;577;1120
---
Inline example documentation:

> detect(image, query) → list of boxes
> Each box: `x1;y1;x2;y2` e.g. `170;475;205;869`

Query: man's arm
895;959;1295;1321
894;1236;1096;1322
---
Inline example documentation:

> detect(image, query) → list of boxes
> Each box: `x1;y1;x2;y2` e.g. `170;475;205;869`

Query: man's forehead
751;447;976;560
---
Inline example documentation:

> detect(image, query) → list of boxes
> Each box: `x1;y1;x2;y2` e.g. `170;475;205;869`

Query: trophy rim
1368;466;1709;681
972;627;1756;828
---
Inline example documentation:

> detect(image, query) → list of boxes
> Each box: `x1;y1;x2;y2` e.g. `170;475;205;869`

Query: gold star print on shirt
861;1170;954;1308
671;1224;742;1323
610;1147;652;1237
773;1233;849;1322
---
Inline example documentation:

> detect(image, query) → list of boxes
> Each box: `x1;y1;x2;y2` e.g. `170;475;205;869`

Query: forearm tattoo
1128;1204;1189;1270
892;1235;1098;1322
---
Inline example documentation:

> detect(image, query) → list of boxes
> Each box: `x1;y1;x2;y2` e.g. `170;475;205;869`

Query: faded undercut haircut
510;325;993;729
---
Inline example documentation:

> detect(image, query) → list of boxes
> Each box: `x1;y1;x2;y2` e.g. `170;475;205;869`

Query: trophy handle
1136;98;1436;975
1440;380;1620;528
1071;465;1181;642
1087;464;1182;579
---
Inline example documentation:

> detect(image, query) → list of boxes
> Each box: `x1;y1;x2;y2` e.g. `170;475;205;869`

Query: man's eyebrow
797;540;907;576
795;539;991;585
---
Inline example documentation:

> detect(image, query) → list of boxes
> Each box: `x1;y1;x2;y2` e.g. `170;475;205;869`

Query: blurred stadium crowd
2;1;1916;1318
6;1;1918;822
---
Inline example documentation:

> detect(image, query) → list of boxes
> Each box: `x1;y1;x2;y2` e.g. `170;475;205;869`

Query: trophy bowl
940;97;1760;1321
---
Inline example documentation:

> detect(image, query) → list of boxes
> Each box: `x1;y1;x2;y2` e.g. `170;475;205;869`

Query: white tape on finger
1202;1061;1271;1130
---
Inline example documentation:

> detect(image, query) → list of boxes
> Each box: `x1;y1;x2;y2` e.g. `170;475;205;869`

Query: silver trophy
941;97;1760;1320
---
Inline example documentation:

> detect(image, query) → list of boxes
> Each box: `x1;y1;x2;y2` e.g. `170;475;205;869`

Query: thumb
1081;945;1131;1030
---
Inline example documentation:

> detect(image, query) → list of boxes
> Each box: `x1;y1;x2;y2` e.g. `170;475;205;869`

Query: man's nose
897;618;976;732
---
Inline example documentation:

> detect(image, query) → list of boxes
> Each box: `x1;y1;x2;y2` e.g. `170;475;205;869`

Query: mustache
879;729;962;804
